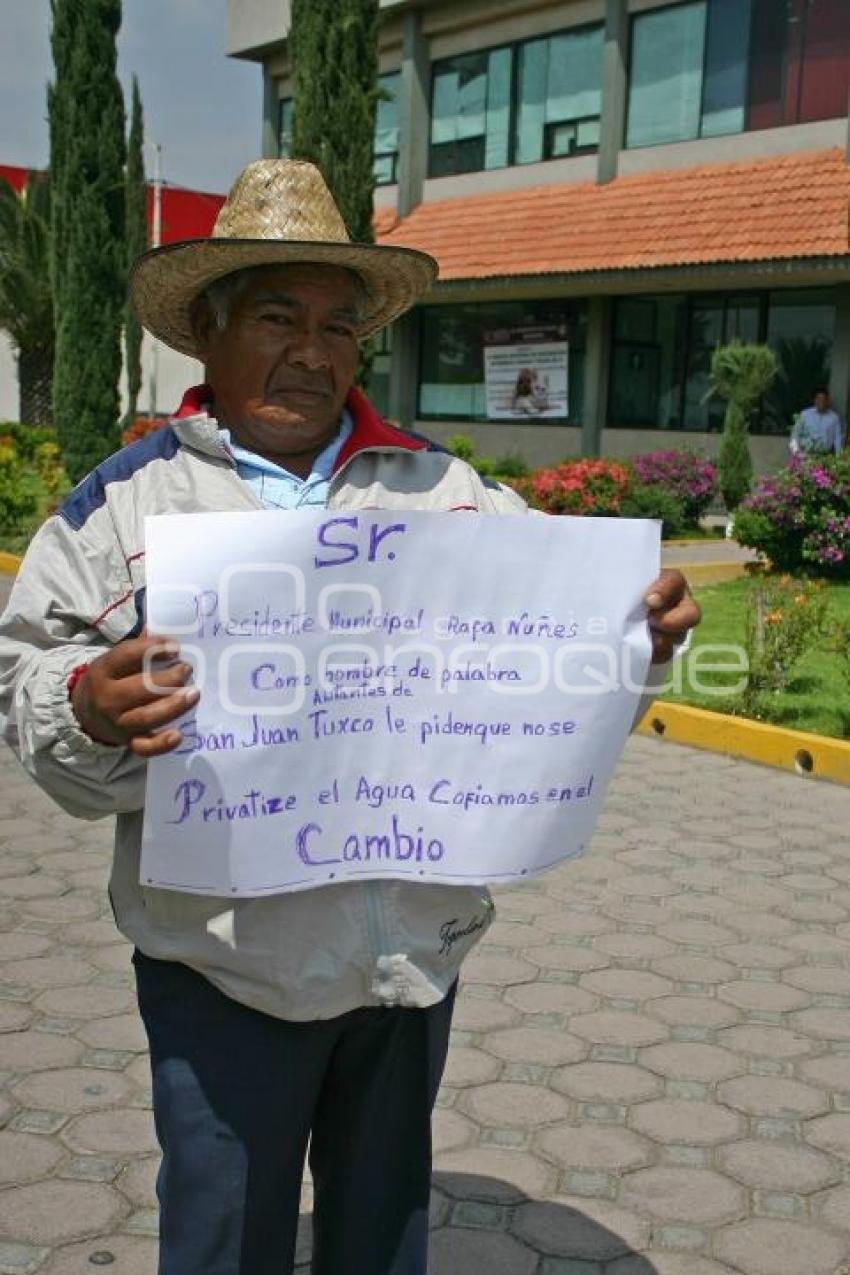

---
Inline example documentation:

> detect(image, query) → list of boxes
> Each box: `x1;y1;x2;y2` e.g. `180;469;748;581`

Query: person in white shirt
790;387;846;456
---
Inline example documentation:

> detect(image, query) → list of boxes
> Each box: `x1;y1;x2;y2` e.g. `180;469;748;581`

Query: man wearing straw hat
0;159;698;1274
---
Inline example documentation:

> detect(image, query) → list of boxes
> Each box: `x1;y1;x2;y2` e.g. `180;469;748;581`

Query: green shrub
0;441;41;537
444;433;530;482
0;423;71;547
620;482;687;539
490;452;529;480
828;617;850;682
0;421;57;461
742;576;831;711
33;441;71;508
444;434;476;463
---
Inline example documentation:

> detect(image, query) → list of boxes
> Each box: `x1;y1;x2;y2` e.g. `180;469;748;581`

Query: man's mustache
270;377;333;396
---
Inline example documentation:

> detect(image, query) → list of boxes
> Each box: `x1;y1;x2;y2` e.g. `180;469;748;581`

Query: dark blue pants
133;952;456;1275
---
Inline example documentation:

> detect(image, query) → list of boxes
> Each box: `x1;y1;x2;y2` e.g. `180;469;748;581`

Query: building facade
227;0;850;470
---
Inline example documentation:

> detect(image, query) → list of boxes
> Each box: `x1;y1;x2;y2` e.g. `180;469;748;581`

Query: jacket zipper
202;437;420;1002
327;454;405;1001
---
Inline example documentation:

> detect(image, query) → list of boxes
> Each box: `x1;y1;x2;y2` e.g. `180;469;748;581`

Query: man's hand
644;569;701;664
71;634;197;757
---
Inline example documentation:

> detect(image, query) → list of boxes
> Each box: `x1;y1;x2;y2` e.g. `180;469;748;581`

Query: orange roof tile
377;148;850;282
373;204;398;237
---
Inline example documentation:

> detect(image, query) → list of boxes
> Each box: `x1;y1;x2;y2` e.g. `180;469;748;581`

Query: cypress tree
290;0;380;388
290;0;379;245
49;0;126;483
125;76;147;425
710;342;778;513
717;398;754;514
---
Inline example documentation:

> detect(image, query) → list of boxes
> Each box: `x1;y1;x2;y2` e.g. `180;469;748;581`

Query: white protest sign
141;510;659;896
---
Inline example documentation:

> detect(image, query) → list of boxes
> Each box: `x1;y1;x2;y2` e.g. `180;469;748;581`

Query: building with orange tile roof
230;0;849;469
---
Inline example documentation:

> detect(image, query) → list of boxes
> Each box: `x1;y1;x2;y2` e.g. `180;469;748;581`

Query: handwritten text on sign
141;510;659;895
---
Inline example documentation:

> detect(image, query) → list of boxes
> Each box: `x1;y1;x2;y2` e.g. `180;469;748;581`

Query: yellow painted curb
636;700;850;786
0;552;22;576
662;537;727;547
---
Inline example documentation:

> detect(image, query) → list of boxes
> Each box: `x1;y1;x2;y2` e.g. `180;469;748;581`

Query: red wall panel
798;0;850;122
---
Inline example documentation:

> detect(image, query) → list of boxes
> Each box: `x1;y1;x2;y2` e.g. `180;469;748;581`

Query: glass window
609;288;837;435
429;23;604;177
701;0;751;136
279;75;401;185
278;98;294;157
747;0;785;130
374;72;401;186
419;300;587;424
430;49;511;177
484;48;512;169
681;300;725;431
629;0;848;144
627;0;752;147
610;296;688;428
682;295;761;430
367;324;393;418
796;0;850;124
515;25;604;165
515;40;547;166
749;0;849;130
765;288;836;433
627;3;707;147
724;296;761;344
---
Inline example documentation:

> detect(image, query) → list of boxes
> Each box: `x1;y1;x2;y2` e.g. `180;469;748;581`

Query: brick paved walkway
1;733;849;1274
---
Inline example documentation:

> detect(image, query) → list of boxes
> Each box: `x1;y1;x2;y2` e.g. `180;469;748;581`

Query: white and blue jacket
0;386;529;1020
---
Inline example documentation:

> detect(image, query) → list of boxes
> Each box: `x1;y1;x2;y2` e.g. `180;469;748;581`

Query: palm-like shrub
0;175;54;425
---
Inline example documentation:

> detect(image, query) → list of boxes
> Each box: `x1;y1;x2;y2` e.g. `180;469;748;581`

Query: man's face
198;264;361;471
814;392;831;413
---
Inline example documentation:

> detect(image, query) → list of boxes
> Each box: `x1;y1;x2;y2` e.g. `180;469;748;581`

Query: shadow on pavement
431;1172;658;1271
295;1173;658;1271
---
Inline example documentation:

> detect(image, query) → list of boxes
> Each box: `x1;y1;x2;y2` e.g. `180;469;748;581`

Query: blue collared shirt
791;407;845;456
220;410;354;510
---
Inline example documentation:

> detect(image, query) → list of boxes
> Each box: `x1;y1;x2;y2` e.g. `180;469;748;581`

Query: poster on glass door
483;325;569;420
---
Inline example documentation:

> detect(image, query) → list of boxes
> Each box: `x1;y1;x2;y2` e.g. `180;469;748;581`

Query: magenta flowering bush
733;454;850;578
631;450;717;526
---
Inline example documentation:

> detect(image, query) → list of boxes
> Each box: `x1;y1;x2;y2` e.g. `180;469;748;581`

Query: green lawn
662;576;850;740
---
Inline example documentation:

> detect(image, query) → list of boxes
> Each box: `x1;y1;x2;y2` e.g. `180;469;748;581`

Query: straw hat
130;159;438;358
